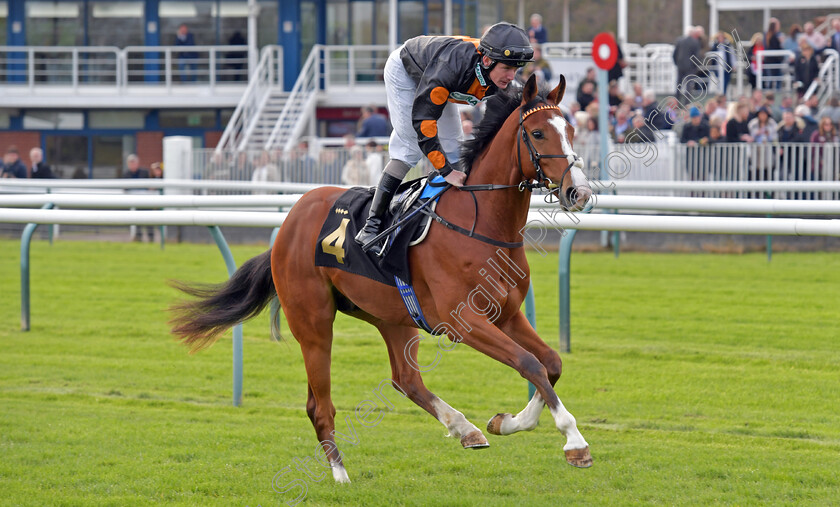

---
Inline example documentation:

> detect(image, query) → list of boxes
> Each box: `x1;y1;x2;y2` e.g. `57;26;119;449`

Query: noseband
516;103;579;206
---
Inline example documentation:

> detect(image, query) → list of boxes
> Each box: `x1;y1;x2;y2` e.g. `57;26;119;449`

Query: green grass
1;238;839;505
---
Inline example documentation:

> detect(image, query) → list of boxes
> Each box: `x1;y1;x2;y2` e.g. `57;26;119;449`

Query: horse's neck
458;133;532;240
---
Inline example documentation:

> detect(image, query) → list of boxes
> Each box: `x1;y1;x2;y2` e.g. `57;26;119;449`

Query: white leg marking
432;397;482;439
549;401;588;451
331;462;351;483
495;392;545;435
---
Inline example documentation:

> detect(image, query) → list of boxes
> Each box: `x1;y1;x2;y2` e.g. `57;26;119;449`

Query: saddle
314;175;448;288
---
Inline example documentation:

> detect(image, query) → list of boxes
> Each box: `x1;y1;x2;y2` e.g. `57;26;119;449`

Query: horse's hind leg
282;289;351;483
488;312;562;436
378;323;489;449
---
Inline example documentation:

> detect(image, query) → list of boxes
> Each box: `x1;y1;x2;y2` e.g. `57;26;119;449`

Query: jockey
354;22;534;249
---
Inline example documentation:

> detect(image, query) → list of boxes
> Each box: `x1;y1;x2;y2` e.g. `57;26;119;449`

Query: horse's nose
565;184;592;211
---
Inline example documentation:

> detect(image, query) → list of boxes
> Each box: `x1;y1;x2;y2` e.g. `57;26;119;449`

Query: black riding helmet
478;22;534;68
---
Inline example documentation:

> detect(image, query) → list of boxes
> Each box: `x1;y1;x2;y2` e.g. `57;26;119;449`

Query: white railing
541;42;593;59
0;46;121;89
814;13;840;35
575;141;840;200
192;140;840;200
803;49;839;107
755;49;796;91
215;46;284;154
122;45;250;88
194;145;363;189
0;44;252;91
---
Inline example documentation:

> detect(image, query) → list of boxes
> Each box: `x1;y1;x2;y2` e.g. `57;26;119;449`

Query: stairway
216;45;320;155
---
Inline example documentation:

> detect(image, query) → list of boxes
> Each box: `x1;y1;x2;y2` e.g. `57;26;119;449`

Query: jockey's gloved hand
443;169;466;187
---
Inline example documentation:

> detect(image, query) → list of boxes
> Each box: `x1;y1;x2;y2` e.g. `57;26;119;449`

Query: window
160;1;213;46
45;135;88;179
23;111;84;130
399;2;424;41
88;2;144;47
0;2;7;46
93;135;134;178
159;109;216;128
258;1;278;48
327;0;348;45
89;111;146;129
26;2;84;46
301;1;317;62
351;2;374;45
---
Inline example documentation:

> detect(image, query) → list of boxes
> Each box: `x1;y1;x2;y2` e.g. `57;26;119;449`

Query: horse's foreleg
488;312;563;436
455;318;591;467
379;323;488;449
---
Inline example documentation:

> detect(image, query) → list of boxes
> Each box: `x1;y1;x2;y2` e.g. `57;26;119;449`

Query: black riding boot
354;172;403;250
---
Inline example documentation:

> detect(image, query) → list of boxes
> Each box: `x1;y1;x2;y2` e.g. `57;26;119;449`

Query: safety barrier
6;183;840;402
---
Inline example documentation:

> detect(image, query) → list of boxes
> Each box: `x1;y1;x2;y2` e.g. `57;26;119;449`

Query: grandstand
0;0;838;186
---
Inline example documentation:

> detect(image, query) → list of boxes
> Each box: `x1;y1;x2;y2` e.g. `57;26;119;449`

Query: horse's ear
521;74;538;105
548;75;566;106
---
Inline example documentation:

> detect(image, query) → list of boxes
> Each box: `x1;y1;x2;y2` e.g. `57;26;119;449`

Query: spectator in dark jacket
673;26;703;103
763;18;783;89
793;41;819;97
726;104;753;142
681;107;710;145
624;114;655;143
29;147;55;178
175;23;198;82
576;81;596;110
682;106;710;180
795;105;819;141
357;105;390;137
527;14;548;44
777;110;805;181
1;146;27;178
777;111;803;143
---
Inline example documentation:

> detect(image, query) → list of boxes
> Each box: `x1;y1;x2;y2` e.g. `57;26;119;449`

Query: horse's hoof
460;431;489;449
564;446;593;468
486;413;510;436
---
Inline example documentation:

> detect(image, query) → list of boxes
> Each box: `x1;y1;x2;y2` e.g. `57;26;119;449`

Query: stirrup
360;235;387;257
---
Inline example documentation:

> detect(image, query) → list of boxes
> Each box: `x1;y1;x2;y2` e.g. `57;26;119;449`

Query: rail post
525;282;537;399
558;228;579;353
20;203;55;331
206;226;243;407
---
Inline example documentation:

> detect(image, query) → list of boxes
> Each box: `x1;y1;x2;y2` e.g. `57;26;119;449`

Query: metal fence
575;141;840;199
0;45;250;88
195;141;840;200
192;147;389;193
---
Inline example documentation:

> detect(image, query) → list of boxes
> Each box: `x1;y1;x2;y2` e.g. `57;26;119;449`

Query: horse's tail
168;249;277;353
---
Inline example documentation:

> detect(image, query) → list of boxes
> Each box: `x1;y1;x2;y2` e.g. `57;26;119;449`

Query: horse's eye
531;130;544;140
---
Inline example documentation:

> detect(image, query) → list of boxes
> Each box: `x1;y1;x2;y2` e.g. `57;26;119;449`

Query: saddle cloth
314;176;446;286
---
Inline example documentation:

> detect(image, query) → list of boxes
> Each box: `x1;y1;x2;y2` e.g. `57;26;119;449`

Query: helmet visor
495;46;534;67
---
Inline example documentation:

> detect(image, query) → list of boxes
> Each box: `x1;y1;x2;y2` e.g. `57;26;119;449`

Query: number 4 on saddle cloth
315;175;449;333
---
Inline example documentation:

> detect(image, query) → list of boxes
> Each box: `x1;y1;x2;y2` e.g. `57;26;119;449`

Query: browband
520;104;561;122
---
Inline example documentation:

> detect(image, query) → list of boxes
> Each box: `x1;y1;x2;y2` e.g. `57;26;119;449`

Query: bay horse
169;74;593;483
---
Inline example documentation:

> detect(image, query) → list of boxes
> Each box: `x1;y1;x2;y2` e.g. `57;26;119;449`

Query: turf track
1;239;839;505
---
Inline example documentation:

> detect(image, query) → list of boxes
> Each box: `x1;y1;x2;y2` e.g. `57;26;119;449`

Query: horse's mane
459;84;554;172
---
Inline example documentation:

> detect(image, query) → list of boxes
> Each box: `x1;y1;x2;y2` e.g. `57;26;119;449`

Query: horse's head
516;74;592;211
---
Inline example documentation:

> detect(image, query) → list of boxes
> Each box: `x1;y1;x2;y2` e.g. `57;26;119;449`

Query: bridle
515;102;580;207
409;101;583;251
